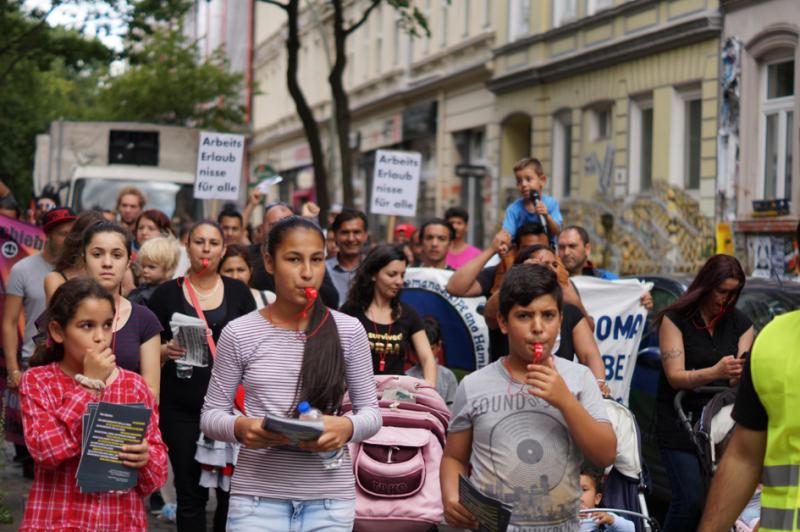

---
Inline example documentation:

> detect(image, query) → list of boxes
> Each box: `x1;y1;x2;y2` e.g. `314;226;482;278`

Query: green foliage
95;28;246;132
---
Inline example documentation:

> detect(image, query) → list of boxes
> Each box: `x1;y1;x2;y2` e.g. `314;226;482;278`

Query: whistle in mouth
201;258;209;269
533;343;544;363
300;287;318;318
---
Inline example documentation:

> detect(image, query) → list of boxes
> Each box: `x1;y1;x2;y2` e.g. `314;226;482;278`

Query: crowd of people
0;156;796;532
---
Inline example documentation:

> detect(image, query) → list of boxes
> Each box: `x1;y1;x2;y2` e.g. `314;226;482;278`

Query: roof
71;165;195;184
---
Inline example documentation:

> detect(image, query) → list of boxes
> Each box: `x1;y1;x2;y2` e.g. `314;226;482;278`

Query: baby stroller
674;386;736;491
675;386;759;531
581;398;660;532
341;375;450;532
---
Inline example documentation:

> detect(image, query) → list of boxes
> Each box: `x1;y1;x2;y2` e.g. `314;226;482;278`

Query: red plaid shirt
18;364;168;531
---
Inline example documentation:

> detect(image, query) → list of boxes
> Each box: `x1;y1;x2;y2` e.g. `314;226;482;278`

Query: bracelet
75;373;106;392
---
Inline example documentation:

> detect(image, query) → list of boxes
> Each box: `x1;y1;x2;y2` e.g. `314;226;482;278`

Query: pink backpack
341;375;450;532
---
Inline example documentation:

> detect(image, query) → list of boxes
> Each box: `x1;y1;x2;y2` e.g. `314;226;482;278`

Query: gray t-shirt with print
6;253;53;360
450;357;610;532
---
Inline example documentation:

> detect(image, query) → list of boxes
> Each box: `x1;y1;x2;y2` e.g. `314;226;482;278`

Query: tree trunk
329;0;354;208
286;0;330;224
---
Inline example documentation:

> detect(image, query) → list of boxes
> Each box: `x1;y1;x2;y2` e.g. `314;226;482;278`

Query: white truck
33;121;207;223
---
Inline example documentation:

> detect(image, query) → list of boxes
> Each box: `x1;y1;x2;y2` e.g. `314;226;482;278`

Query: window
483;0;491;27
628;97;653;193
393;20;401;65
553;0;577;28
589;105;612;140
375;5;383;75
508;0;531;41
109;131;159;166
685;99;702;190
587;0;613;16
761;59;795;198
424;0;431;54
552;111;573;197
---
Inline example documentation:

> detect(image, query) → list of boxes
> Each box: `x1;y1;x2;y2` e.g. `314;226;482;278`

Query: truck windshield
72;179;202;224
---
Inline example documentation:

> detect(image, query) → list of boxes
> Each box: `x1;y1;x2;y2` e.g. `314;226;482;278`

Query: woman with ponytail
201;216;380;531
147;220;255;532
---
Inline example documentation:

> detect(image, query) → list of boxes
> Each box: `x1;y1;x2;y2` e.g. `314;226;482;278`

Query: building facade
721;0;799;277
251;0;730;265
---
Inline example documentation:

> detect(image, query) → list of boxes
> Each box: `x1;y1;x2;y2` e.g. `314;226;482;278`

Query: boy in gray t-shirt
441;264;616;532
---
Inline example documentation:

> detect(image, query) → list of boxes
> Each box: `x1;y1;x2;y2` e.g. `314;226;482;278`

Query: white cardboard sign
194;132;245;200
370;150;422;217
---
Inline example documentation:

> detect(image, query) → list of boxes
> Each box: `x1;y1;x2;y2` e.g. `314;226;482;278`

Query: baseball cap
394;223;416;237
43;207;77;232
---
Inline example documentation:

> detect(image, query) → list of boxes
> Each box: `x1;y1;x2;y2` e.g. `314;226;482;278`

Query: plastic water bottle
175;361;193;379
297;401;343;470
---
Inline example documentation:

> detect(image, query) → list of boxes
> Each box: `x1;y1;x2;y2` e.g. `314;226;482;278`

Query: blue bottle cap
297;401;311;414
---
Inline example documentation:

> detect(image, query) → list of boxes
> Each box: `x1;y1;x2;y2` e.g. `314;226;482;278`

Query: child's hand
299;415;353;453
526;357;572;409
443;496;479;529
591;512;615;526
534;201;548;216
83;345;116;383
119;440;149;469
234;417;289;449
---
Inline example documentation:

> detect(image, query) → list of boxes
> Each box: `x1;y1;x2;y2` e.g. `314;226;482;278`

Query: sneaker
160;503;177;522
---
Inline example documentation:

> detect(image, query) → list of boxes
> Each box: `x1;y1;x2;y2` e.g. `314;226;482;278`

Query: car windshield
72;178;201;224
736;289;800;333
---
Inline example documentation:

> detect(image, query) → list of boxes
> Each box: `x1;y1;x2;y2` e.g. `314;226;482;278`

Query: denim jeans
226;495;355;532
660;448;704;532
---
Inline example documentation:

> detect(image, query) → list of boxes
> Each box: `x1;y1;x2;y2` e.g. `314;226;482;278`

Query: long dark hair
268;216;345;414
219;244;253;285
55;210;106;272
656;254;746;328
82;220;133;259
30;278;115;367
344;244;408;321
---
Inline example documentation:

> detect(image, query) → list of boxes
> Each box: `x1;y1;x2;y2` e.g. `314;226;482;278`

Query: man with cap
3;207;76;389
394;223;416;244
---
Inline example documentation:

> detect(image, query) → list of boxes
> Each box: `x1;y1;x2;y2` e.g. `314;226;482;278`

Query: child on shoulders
502;157;563;241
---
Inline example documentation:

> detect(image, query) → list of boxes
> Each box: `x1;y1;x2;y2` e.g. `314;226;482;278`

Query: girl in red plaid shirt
18;278;168;531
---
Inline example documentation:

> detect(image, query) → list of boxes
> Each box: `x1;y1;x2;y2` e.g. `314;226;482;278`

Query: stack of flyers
77;402;151;493
169;312;210;367
459;475;513;532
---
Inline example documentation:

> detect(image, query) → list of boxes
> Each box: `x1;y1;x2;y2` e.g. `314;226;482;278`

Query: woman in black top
655;254;754;532
148;221;255;532
340;244;437;386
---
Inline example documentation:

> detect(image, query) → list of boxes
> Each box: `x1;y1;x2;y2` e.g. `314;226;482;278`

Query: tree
259;0;431;224
94;28;246;131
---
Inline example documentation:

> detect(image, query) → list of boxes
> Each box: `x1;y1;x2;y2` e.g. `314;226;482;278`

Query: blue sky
25;0;127;51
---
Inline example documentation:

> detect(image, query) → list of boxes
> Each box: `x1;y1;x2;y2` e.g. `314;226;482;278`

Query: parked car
626;275;800;506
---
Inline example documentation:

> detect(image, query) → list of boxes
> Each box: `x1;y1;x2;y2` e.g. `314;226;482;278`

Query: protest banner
194;131;245;201
0;215;46;444
401;268;489;372
572;276;651;404
370;150;422;217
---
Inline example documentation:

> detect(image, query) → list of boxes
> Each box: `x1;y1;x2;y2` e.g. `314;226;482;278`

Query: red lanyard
369;309;392;372
182;277;217;358
502;356;528;396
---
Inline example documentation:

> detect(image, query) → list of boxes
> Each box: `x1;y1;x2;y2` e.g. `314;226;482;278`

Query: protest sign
370;150;422;217
0;215;46;444
401;268;489;371
194;131;245;200
572;276;651;404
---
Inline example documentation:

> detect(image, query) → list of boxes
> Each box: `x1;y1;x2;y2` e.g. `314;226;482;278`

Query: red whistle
300;287;318;318
533;343;544;364
201;258;209;269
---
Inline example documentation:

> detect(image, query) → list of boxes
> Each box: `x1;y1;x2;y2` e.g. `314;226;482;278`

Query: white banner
195;131;245;200
401;268;490;371
370;150;422;217
572;277;651;405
